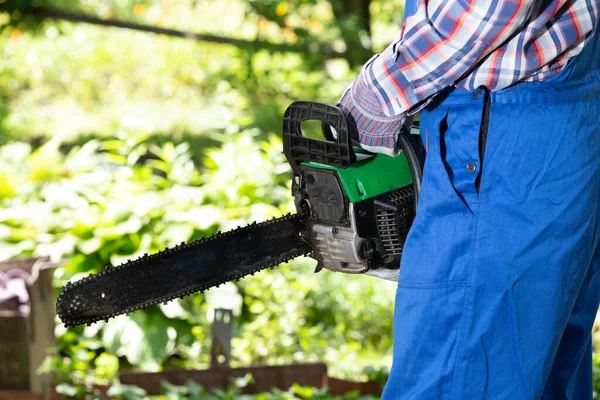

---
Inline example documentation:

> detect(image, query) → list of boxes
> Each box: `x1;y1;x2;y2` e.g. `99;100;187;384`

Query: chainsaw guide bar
57;213;311;327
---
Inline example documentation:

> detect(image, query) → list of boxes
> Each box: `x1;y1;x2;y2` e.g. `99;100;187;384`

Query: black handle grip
282;101;357;174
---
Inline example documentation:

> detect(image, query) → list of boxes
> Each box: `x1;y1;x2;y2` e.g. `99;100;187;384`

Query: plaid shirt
339;0;599;154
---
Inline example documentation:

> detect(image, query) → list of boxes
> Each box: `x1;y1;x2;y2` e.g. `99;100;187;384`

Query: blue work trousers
382;26;600;400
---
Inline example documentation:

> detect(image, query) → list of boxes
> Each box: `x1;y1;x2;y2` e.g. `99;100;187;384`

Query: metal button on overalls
465;162;477;173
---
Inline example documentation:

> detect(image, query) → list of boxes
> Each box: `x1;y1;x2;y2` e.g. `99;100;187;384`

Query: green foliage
0;0;409;394
108;383;148;400
0;5;356;144
3;131;395;388
4;0;383;65
5;0;600;396
0;0;405;145
103;377;380;400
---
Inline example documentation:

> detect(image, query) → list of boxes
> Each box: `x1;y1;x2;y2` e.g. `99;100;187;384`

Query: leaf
0;170;16;199
34;234;78;262
28;140;65;182
0;241;35;262
159;300;188;320
159;224;194;248
122;318;154;368
160;380;188;398
107;383;148;400
231;373;254;389
102;315;129;354
103;312;174;371
205;282;243;316
55;383;79;397
78;237;102;255
95;216;143;239
163;206;221;230
94;352;119;379
184;379;207;398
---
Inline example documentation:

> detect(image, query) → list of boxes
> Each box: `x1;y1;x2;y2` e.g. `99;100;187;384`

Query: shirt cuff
337;59;407;154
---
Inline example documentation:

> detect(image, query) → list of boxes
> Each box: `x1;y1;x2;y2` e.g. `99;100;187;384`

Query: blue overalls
382;6;600;400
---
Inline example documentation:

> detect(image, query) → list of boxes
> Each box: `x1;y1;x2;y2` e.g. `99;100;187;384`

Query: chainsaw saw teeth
56;101;425;327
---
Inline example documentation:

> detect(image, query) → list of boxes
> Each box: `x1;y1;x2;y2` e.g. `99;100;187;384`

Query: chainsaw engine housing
293;160;414;273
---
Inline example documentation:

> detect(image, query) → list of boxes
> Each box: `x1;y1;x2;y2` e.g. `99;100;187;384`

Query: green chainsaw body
302;150;413;203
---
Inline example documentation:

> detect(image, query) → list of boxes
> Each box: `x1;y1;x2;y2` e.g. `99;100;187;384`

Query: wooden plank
328;377;383;396
0;313;30;390
0;259;56;395
119;363;328;395
25;261;56;394
0;390;44;400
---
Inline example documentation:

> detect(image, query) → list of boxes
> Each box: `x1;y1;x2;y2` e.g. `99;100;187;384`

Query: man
331;0;600;398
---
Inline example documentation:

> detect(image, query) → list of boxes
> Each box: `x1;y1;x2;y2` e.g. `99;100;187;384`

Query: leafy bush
0;1;399;392
1;130;396;389
0;12;352;143
54;374;381;399
3;0;600;395
105;377;379;400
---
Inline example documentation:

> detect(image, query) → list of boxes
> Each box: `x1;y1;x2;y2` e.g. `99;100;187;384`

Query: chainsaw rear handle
282;101;425;209
283;101;357;174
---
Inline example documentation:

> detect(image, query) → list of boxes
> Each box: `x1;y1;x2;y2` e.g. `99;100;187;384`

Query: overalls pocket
437;98;488;212
415;105;477;219
388;281;468;399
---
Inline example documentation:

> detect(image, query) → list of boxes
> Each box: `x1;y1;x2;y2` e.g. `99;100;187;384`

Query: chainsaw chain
57;212;311;327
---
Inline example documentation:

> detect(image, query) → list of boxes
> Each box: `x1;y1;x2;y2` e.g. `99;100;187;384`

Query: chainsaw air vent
376;186;414;256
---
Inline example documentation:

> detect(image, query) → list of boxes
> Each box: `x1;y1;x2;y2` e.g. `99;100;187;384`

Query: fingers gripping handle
283;101;357;174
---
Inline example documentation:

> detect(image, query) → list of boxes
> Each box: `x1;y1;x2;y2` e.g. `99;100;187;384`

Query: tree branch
22;6;341;57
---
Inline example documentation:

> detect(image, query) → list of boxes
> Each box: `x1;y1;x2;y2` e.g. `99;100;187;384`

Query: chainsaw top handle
283;101;357;174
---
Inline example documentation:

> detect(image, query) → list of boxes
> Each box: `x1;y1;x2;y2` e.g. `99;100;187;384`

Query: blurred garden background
2;1;600;399
0;0;405;398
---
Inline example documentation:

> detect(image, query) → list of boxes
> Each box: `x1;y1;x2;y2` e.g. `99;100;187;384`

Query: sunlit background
0;1;406;398
1;1;600;399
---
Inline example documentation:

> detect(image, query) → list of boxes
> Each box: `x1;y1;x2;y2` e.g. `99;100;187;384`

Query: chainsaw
57;101;425;327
